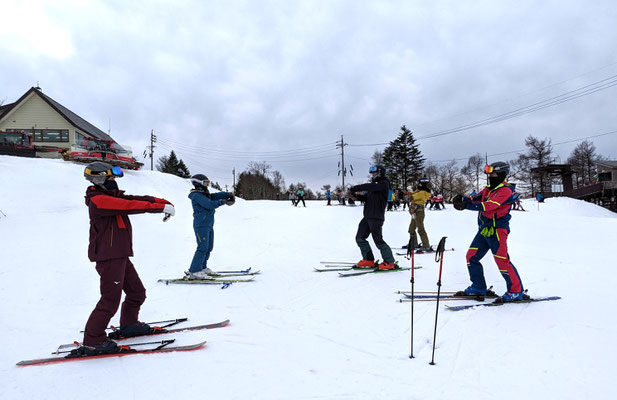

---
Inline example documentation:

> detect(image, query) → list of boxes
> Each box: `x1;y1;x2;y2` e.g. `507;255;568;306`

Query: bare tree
522;135;553;193
247;161;272;176
439;160;469;199
271;170;286;193
568;140;599;187
460;153;484;191
371;150;384;165
509;156;533;195
422;162;440;192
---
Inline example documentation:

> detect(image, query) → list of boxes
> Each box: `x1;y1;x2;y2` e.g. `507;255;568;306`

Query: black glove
226;194;236;206
452;194;468;211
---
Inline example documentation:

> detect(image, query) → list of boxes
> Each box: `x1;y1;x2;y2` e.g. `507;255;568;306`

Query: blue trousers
189;226;214;273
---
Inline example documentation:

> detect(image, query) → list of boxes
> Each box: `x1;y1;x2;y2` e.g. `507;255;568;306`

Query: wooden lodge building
534;162;617;212
0;86;118;158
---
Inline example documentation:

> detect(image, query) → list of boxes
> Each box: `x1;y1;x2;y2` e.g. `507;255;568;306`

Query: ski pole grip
435;237;447;262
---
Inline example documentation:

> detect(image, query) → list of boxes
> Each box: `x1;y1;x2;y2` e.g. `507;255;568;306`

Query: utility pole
336;135;348;189
149;130;157;171
232;168;236;193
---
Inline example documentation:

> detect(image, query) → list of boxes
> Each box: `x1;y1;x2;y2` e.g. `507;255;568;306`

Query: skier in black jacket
348;165;396;270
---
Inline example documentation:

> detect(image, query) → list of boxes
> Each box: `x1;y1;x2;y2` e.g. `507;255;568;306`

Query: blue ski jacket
189;189;230;228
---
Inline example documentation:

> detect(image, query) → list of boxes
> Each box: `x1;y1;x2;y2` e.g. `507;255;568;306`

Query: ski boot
455;285;488;297
494;291;529;304
188;268;213;279
109;322;154;339
70;339;121;357
377;261;398;270
356;259;376;269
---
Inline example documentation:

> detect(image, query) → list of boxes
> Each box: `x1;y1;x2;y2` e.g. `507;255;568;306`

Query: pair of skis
16;318;229;367
398;290;561;310
315;261;422;276
158;268;260;288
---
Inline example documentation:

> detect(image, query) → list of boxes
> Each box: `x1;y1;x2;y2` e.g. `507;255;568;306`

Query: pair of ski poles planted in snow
407;235;447;365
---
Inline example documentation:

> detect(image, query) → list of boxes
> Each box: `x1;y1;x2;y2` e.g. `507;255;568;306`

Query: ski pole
430;236;447;366
408;235;416;359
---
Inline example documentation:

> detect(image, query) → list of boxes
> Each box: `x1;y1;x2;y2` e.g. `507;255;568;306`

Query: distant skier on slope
296;186;306;207
452;161;526;303
82;162;175;355
187;174;235;279
348;165;396;270
407;178;432;251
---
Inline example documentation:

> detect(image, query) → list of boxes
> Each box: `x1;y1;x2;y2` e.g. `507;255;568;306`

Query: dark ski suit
350;176;395;263
83;186;169;346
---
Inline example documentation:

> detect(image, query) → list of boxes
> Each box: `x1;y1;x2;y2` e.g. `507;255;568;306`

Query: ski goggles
111;165;124;177
484;165;495;174
191;177;210;186
369;166;378;173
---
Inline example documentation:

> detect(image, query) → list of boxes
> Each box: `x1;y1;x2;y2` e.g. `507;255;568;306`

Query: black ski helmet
486;161;510;180
369;165;386;180
191;174;210;189
84;161;123;186
417;177;430;191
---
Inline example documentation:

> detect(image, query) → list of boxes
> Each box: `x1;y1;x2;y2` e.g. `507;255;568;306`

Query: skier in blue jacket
187;174;235;279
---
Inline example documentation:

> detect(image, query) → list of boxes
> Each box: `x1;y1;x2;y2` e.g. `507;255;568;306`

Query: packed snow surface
1;155;616;400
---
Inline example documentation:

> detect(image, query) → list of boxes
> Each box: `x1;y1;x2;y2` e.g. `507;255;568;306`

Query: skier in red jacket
81;162;175;355
452;161;525;303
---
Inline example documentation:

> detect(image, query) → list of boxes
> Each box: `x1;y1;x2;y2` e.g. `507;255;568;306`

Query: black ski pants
355;218;394;263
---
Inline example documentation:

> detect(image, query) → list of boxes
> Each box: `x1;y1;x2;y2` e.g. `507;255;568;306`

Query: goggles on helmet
484;165;495;174
369;166;378;173
192;177;210;187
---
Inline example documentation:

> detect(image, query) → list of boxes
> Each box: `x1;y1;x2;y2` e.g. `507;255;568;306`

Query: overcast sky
2;0;617;191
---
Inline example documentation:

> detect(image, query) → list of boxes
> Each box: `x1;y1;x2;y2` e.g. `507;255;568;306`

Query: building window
598;171;612;182
23;129;69;142
75;131;86;146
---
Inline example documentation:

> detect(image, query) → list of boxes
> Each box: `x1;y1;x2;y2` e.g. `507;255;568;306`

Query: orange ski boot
356;259;376;269
377;261;397;270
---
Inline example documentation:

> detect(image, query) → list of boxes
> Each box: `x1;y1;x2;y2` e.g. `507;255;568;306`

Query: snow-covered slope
1;155;616;400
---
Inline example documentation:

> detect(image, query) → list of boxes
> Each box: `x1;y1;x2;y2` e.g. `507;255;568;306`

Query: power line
348;73;617;148
418;74;617;140
157;137;337;157
429;128;617;164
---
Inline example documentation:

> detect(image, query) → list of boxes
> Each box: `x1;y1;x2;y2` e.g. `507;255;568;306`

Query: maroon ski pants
83;258;146;346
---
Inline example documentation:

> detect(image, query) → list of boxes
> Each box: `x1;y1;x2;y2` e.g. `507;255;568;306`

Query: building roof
0;87;115;142
597;160;617;169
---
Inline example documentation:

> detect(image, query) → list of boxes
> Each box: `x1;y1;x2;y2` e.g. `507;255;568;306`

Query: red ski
17;339;206;367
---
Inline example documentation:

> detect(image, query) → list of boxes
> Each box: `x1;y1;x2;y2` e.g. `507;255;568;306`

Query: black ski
159;276;254;284
446;296;562;311
315;265;422;272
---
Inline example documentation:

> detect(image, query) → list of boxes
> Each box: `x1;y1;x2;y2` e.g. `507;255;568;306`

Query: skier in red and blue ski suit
452;161;524;301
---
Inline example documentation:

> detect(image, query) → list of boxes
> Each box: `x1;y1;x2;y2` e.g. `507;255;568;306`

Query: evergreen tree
382;125;425;189
156;150;191;178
